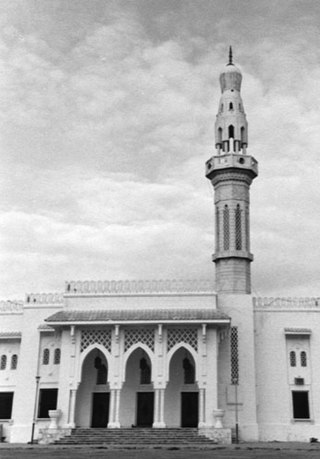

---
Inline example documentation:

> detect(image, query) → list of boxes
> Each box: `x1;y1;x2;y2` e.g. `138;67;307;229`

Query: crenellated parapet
65;279;215;296
25;293;64;305
0;300;23;313
253;297;320;309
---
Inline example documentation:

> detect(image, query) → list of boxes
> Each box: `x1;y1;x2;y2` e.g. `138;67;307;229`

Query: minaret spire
228;46;233;65
205;56;259;294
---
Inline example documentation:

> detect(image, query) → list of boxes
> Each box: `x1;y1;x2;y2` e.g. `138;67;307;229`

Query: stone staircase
54;427;217;447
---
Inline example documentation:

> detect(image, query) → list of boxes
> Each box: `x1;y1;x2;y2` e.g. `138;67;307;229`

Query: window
183;357;195;384
96;364;107;385
230;327;239;385
290;351;296;367
0;355;7;370
38;389;58;418
228;125;234;138
140;358;151;385
300;351;307;367
216;208;220;251
292;391;310;419
0;392;14;419
11;354;18;370
54;348;61;365
229;102;233;110
217;127;222;144
43;348;50;365
235;204;242;250
223;205;230;250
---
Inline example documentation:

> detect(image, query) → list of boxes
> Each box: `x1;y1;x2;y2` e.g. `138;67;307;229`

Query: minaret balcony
212;250;254;262
205;153;258;180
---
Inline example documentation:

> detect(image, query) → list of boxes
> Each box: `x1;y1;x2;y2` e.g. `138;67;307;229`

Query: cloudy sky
1;0;320;300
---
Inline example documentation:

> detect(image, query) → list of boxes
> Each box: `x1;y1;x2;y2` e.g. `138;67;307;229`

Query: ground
0;444;320;459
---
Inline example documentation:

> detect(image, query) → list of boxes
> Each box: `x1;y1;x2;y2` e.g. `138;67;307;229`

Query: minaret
205;48;258;294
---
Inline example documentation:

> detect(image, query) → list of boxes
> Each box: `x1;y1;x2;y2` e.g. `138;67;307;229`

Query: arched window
241;126;246;146
140;357;151;384
235;204;242;250
228;125;234;139
217;127;222;144
216;207;220;251
0;355;7;370
221;103;224;112
183;357;195;384
301;351;307;367
290;351;296;367
223;205;230;250
54;348;61;365
96;364;108;385
11;354;18;370
43;348;50;365
229;102;233;110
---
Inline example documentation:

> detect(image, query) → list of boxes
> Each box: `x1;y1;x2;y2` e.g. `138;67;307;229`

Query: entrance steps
54;427;217;447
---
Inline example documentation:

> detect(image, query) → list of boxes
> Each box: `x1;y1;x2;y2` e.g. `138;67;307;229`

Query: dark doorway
91;392;109;427
292;391;310;419
181;392;198;427
136;392;154;427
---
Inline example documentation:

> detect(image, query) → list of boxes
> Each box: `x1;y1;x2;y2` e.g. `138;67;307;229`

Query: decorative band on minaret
205;50;258;294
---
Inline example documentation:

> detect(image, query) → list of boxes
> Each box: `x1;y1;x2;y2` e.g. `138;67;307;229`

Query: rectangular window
292;391;310;419
0;392;14;419
38;389;58;418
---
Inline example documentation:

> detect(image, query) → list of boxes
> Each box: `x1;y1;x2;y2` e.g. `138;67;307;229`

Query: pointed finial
228;46;233;65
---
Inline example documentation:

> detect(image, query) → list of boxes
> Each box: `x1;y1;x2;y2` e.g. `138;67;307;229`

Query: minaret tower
206;48;258;294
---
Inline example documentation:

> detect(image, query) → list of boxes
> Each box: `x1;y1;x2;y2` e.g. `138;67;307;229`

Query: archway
75;348;109;427
120;347;153;427
165;347;199;427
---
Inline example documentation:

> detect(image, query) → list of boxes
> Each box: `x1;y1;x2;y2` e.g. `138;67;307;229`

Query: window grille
140;357;151;384
96;364;108;385
235;205;242;250
43;348;50;365
124;328;155;352
300;351;307;367
0;355;7;370
54;348;61;365
81;329;112;353
290;351;296;367
183;357;195;384
216;207;220;251
167;328;198;352
223;205;230;250
245;208;249;250
230;327;239;384
11;354;18;370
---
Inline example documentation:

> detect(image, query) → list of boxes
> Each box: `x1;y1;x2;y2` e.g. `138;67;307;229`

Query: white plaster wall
217;294;258;441
254;308;320;441
9;304;62;443
64;294;217;311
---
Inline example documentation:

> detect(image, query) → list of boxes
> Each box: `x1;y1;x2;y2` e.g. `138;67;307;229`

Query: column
68;389;77;428
108;389;116;428
198;388;206;428
114;389;121;427
159;388;165;427
153;389;160;427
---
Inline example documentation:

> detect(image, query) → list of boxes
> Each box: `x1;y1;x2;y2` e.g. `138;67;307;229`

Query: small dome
219;63;242;92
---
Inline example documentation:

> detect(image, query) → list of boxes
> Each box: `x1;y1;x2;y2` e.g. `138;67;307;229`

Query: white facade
1;53;319;443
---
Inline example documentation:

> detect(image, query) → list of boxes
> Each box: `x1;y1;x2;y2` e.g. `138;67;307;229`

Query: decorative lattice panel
81;329;112;353
235;205;242;250
230;326;239;384
223;205;230;250
124;328;155;352
167;328;198;352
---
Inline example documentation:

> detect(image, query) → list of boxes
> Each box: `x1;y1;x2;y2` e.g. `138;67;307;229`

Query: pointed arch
77;343;112;384
122;343;155;383
228;125;234;139
166;343;198;383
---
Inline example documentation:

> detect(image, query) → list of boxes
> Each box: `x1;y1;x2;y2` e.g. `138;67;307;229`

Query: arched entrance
165;347;199;427
75;348;109;427
120;347;153;427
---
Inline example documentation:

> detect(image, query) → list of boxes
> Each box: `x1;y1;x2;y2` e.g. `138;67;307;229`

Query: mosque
1;50;319;444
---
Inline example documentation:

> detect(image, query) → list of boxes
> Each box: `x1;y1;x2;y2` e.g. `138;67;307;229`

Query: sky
1;0;320;300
